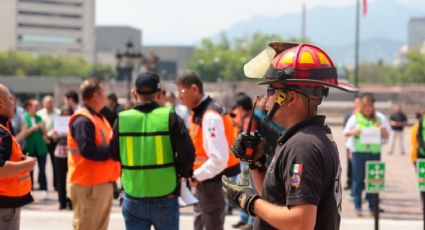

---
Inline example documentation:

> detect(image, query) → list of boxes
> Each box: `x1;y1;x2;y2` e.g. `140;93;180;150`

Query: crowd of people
0;41;424;230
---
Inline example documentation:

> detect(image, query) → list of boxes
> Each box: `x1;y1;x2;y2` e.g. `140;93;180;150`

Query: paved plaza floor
23;125;425;229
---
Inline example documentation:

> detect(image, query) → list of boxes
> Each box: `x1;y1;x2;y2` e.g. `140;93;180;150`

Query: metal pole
375;193;379;230
423;192;425;230
354;0;360;88
127;68;131;101
301;3;306;39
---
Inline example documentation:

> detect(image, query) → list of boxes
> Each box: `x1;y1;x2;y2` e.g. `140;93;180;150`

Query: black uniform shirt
0;116;33;208
390;112;407;131
255;115;341;230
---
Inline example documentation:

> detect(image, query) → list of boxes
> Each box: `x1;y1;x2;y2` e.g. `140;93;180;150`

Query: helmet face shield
243;46;276;79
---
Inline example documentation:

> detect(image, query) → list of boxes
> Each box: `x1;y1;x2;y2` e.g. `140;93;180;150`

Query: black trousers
346;149;352;187
47;138;57;190
30;154;47;190
54;157;68;208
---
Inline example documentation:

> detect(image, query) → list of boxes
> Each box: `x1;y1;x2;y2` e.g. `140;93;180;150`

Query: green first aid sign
366;161;385;193
417;159;425;191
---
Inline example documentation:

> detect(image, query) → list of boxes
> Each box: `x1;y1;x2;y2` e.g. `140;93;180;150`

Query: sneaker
356;210;363;217
42;191;49;201
232;221;247;228
346;193;354;202
240;224;253;230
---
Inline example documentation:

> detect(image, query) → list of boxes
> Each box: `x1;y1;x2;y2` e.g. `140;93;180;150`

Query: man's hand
22;156;37;171
222;175;260;216
231;132;265;163
353;128;362;136
381;125;389;140
0;156;37;178
52;131;60;141
189;176;199;188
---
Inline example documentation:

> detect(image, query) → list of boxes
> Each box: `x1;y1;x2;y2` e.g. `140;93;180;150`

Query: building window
19;0;82;7
18;10;82;19
18;34;80;45
18;23;81;31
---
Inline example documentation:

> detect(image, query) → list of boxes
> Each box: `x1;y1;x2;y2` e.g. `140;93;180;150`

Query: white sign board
360;127;381;144
54;116;70;135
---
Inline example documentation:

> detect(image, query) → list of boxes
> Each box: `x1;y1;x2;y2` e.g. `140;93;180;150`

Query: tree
186;33;309;82
0;51;114;79
0;51;34;76
346;61;398;85
398;51;425;84
344;51;425;86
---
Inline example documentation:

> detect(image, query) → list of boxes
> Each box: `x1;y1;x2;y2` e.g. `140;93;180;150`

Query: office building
408;17;425;51
95;26;194;79
0;0;95;62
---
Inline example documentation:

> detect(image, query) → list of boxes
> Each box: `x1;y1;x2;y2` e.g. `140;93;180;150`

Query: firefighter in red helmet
222;42;358;230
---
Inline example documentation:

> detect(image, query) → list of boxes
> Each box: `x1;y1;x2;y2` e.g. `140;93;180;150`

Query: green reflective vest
418;116;425;157
354;112;382;154
118;106;176;198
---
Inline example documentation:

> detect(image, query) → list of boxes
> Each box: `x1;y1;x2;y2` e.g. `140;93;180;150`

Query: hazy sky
96;0;425;46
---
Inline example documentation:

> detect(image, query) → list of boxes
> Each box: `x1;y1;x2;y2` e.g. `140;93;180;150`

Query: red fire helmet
244;42;358;93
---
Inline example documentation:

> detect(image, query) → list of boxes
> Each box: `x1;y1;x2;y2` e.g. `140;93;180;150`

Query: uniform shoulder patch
291;174;301;188
290;163;303;174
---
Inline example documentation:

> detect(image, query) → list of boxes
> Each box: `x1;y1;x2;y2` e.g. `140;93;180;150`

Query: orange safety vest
189;109;240;171
67;107;120;186
0;124;32;197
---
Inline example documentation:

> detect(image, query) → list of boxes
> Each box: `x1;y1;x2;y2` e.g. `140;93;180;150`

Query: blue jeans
351;152;380;212
122;194;179;230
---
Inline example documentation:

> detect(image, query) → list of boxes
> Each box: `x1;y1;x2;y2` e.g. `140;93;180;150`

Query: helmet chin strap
264;92;287;122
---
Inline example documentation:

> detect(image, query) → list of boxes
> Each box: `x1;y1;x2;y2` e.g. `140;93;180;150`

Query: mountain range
219;0;425;66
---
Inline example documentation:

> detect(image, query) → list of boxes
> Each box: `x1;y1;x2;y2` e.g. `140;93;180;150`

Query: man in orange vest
67;79;120;230
0;83;36;230
175;70;240;230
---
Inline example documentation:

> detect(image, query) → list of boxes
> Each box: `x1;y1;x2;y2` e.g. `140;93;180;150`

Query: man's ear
285;91;297;106
131;89;138;101
190;84;198;94
156;89;163;100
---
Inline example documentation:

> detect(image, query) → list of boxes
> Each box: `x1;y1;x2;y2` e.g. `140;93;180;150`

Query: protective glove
222;174;260;216
231;131;265;163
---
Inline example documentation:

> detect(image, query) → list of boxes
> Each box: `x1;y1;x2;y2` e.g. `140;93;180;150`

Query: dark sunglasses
266;85;285;97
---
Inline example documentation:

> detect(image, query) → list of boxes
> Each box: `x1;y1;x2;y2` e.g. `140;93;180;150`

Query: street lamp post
116;41;143;101
354;0;360;88
213;56;221;81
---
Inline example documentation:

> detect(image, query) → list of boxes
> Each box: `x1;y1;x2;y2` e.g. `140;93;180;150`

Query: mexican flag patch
290;163;303;174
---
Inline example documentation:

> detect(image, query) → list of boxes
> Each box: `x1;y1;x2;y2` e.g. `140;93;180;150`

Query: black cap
135;72;161;95
235;93;253;111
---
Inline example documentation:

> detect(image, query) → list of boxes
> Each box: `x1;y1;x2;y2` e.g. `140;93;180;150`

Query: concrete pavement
24;124;424;229
20;210;423;230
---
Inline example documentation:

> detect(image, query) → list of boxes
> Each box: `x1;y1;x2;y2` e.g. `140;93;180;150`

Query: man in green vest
110;72;195;230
